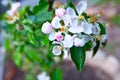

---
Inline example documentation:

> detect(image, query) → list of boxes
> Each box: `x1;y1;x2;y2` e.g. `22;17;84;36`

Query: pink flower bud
56;33;63;41
55;8;66;18
42;22;53;34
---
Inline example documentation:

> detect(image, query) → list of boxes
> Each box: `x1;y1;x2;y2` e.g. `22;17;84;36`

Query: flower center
56;34;63;41
96;35;102;41
57;46;63;51
60;26;66;32
7;15;14;21
90;15;98;23
78;15;84;20
13;11;19;18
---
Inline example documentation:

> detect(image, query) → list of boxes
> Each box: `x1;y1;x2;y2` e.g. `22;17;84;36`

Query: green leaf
84;40;93;51
35;10;53;25
28;33;38;46
92;40;100;57
102;40;107;48
70;47;86;71
82;12;90;21
4;39;11;51
66;0;76;10
98;22;106;35
33;0;49;14
51;68;63;80
19;6;31;16
24;47;42;64
13;51;22;67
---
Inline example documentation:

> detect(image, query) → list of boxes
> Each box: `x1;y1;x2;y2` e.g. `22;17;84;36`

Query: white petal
52;46;62;56
49;31;56;41
69;22;84;33
52;41;62;46
66;7;77;18
51;16;61;29
6;10;14;16
62;14;72;26
76;0;87;15
63;49;69;59
55;8;66;18
83;21;93;34
83;35;93;43
92;23;101;35
11;2;21;11
62;34;73;48
74;37;85;47
102;34;108;42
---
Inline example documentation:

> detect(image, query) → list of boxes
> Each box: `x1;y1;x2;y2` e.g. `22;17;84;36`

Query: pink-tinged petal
11;2;21;11
41;22;53;34
55;33;63;42
76;0;87;15
55;8;66;18
51;16;61;29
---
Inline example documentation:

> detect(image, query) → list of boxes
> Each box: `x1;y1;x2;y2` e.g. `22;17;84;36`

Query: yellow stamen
90;15;98;23
96;35;102;41
14;11;19;18
57;46;63;51
6;15;14;21
78;15;84;20
60;26;66;32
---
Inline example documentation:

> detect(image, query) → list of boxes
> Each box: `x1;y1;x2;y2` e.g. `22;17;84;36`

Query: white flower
55;8;66;18
73;37;85;47
37;72;50;80
42;22;53;34
52;41;69;59
52;45;62;56
6;2;21;24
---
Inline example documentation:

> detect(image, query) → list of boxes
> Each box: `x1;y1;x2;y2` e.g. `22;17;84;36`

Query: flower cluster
41;1;108;59
6;2;21;24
